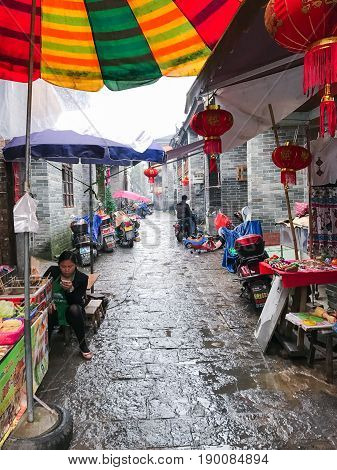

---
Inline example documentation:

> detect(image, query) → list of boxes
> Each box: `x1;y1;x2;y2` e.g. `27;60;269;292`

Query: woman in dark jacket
44;251;92;360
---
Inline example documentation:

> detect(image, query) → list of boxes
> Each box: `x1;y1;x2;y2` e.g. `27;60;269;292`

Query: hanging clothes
311;186;337;257
310;136;337;186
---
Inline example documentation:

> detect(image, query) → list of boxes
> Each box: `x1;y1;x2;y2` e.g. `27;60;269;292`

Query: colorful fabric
312;186;337;257
0;0;245;91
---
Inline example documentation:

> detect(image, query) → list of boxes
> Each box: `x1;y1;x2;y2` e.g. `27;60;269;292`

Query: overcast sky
87;77;195;140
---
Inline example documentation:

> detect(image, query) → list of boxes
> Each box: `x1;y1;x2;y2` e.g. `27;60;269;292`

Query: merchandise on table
285;312;335;331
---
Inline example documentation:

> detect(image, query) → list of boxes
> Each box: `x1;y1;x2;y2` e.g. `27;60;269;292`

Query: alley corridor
39;213;337;450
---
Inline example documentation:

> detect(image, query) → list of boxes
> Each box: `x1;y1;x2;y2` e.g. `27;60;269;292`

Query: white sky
87;76;195;140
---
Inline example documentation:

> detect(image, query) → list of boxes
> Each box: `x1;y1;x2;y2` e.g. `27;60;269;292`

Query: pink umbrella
112;190;151;203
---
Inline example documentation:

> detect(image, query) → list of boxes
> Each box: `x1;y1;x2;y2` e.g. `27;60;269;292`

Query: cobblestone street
39;212;337;450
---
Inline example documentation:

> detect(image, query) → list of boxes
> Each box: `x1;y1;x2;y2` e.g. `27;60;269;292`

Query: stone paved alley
39;212;337;450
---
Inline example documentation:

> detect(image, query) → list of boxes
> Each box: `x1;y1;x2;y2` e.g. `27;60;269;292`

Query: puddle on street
203;340;225;349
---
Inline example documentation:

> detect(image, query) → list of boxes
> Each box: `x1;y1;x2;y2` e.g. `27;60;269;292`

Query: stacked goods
309;306;337;324
0;319;24;345
265;256;299;272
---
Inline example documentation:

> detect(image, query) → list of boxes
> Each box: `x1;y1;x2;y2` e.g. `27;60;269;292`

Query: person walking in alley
176;195;194;236
44;251;93;360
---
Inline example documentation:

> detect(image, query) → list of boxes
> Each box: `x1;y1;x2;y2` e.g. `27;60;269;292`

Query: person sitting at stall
43;251;92;360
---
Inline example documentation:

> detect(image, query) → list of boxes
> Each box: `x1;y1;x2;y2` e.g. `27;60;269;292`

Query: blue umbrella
3;129;166;165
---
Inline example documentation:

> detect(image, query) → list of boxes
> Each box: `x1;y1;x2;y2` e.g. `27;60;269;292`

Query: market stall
255;257;337;375
0;276;52;447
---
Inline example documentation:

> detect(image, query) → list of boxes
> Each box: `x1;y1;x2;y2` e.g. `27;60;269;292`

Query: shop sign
193;172;204;184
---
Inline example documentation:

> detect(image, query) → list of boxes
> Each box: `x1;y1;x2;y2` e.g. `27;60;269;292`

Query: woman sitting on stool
44;251;93;360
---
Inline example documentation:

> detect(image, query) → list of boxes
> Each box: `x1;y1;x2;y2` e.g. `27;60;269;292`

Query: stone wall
247;128;307;244
220;144;248;220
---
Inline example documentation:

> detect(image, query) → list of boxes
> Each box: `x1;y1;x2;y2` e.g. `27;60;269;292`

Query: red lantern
181;176;189;186
144;167;158;184
272;144;312;186
265;0;337;137
190;104;233;155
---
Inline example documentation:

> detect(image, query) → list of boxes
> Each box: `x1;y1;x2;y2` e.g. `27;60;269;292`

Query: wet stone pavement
39;212;337;450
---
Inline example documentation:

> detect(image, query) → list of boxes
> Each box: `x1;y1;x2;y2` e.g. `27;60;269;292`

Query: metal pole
24;0;37;423
306;127;314;259
89;165;94;288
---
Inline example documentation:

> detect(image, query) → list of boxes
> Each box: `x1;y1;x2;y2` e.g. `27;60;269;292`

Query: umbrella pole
89;164;94;289
23;0;37;423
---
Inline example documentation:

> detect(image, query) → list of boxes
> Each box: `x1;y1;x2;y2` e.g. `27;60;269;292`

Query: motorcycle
113;211;138;248
70;217;97;267
235;234;271;309
96;207;116;253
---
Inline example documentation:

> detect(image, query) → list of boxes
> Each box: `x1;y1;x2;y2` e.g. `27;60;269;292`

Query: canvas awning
185;0;300;112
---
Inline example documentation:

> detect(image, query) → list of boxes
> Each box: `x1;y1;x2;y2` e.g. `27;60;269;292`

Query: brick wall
31;162;94;259
247;128;307;240
0;142;16;265
220;144;248;220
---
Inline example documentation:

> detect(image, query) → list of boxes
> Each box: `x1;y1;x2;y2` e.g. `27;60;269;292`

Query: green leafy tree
105;185;116;214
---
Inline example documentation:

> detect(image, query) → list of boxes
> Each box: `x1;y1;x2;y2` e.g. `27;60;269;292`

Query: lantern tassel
204;138;222;155
320;92;336;138
209;156;218;174
281;169;296;186
304;40;337;95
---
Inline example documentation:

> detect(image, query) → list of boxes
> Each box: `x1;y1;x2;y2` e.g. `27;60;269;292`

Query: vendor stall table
255;262;337;357
0;309;49;447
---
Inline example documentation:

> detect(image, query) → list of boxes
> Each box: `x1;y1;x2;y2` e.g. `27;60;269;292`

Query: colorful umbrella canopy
112;190;151;203
3;129;165;165
0;0;245;91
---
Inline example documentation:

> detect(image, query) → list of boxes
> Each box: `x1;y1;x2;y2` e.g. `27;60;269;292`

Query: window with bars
62;164;74;208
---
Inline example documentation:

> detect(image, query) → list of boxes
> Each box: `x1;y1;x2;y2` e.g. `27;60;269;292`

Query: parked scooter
96;206;116;253
113;211;138;248
235;234;271;309
70;217;97;266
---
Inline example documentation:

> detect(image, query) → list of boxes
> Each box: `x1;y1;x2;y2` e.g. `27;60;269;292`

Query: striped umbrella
0;0;245;91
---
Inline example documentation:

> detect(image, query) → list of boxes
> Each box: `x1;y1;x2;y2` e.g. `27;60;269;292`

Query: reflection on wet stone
38;213;337;450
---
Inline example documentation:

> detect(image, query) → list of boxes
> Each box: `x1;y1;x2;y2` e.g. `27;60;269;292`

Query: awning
186;0;299;111
215;66;309;153
166;140;204;162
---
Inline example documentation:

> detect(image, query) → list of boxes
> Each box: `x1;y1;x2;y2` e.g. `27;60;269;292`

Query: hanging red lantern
190;104;233;155
272;143;312;186
181;176;189;186
265;0;337;137
144;167;158;184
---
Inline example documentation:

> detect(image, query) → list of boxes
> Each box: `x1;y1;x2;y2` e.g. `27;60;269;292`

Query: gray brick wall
31;162;94;259
247;128;307;233
220;144;248;220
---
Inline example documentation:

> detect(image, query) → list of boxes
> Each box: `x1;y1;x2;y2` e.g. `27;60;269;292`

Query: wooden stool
85;299;103;334
307;330;337;384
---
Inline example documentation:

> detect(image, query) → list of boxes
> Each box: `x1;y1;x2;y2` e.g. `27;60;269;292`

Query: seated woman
43;251;93;360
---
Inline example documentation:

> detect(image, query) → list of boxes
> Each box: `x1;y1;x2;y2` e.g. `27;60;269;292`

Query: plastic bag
13;193;39;233
214;212;232;231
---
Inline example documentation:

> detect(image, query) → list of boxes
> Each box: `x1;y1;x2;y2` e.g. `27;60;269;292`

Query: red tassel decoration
304;40;337;95
204;138;221;155
209;156;218;174
320;90;336;138
281;169;296;186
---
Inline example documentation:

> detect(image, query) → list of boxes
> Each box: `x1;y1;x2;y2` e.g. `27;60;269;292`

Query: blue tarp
220;220;263;273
